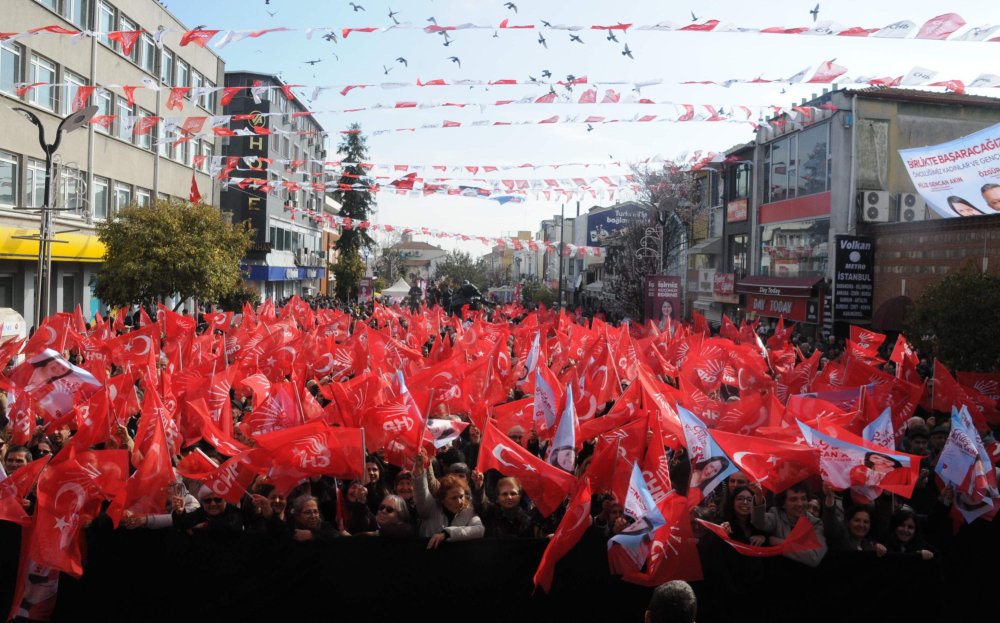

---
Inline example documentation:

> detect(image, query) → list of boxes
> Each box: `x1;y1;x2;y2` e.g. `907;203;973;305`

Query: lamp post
12;105;98;325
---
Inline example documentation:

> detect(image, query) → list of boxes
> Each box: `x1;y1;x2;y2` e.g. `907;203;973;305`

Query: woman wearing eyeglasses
290;495;338;542
171;485;245;535
721;486;767;546
374;494;414;538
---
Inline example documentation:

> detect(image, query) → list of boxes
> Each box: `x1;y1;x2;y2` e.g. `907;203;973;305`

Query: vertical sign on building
644;276;682;329
358;277;373;303
833;235;875;322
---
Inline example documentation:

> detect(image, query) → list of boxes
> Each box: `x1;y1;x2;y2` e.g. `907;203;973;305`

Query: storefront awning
688;237;722;255
735;275;823;298
0;228;105;263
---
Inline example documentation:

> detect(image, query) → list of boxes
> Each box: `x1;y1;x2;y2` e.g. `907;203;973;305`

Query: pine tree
332;123;375;301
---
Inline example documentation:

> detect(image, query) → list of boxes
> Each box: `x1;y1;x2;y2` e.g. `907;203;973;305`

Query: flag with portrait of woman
677;406;737;500
797;421;921;498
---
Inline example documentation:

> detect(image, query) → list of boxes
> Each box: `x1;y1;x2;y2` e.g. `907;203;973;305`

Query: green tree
433;250;487;289
522;282;556;307
906;265;1000;371
332;124;375;300
93;199;253;309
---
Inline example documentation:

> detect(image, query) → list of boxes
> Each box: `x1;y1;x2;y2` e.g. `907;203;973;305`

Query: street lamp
12;105;98;325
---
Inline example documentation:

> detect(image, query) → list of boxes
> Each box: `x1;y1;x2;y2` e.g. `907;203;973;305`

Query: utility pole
557;203;565;309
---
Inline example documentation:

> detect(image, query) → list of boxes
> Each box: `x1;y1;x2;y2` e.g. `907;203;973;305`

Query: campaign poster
899;122;1000;218
644;276;682;330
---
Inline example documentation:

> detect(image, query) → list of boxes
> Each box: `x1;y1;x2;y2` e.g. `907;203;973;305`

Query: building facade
1;0;224;327
219;71;328;301
738;87;1000;337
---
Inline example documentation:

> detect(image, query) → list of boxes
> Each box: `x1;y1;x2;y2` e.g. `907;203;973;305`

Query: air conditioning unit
897;193;926;222
859;191;890;223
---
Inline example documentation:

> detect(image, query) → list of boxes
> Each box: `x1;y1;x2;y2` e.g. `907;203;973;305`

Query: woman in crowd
826;504;887;556
412;449;484;548
339;479;378;535
374;494;414;538
721;486;766;545
884;507;935;560
172;485;244;535
289;495;338;542
470;472;534;538
364;455;390;515
392;470;420;531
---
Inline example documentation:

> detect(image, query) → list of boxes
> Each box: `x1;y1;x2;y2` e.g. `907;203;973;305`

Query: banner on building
712;272;738;304
644;275;682;329
833;235;874;322
899;123;1000;218
586;204;652;247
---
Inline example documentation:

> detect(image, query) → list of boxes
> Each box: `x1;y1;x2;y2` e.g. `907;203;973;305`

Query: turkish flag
697;516;822;557
23;316;71;357
110;322;160;367
0;456;50;525
711;429;820;494
189;171;202;204
477;420;576;517
30;458;104;576
255;420;365;479
533;477;593;592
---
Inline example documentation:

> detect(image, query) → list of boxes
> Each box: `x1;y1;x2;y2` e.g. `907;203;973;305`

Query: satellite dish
60;105;99;134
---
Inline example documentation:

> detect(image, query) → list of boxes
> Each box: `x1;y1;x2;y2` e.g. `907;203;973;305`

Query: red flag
915;13;966;40
254;420;365;479
359;389;425;469
0;456;50;525
189;172;202;204
107;30;142;56
697;516;822;556
890;335;921;383
107;414;174;525
533;477;593;592
166;87;190;110
188;397;247;456
110;322;159;367
620;493;702;586
201;449;270;505
30;458;104;576
711;429;820;493
239;382;300;437
180;28;220;47
847;325;886;362
477;420;576;517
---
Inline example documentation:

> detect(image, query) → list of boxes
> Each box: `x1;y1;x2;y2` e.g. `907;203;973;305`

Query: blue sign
242;265;326;282
586;204;652;247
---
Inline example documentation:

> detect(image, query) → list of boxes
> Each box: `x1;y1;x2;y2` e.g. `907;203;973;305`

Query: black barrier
2;518;996;623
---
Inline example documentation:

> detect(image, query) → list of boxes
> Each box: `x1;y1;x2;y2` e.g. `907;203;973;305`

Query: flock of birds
256;2;826;73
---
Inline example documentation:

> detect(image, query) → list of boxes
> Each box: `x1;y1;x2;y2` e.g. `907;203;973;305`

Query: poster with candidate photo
899;122;1000;218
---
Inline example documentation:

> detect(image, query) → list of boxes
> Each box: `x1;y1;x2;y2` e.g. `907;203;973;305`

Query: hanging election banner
899;122;1000;218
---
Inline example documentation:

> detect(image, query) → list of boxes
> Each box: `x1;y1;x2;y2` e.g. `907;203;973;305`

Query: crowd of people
0;294;996;621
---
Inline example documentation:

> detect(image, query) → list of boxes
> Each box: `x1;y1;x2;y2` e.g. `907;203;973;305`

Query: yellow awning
0;228;106;263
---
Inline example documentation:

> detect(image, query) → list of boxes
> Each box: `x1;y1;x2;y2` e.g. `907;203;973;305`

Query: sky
161;0;1000;255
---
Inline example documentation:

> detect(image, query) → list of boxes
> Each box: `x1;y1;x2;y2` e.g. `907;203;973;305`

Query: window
36;0;58;12
113;182;131;215
160;48;173;85
29;54;57;111
116;97;134;142
119;16;139;63
0;41;22;96
95;88;113;134
203;79;216;111
97;1;115;48
0;151;17;207
192;70;203;106
176;59;189;90
177;139;188;165
764;124;831;203
157;121;172;158
62;0;88;29
759;219;829;278
92;176;109;219
0;275;14;308
728;234;748;276
26;159;47;208
140;34;156;74
59;166;84;213
729;163;750;201
199;141;213;173
136;108;153;150
136;188;151;207
63;70;86;115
